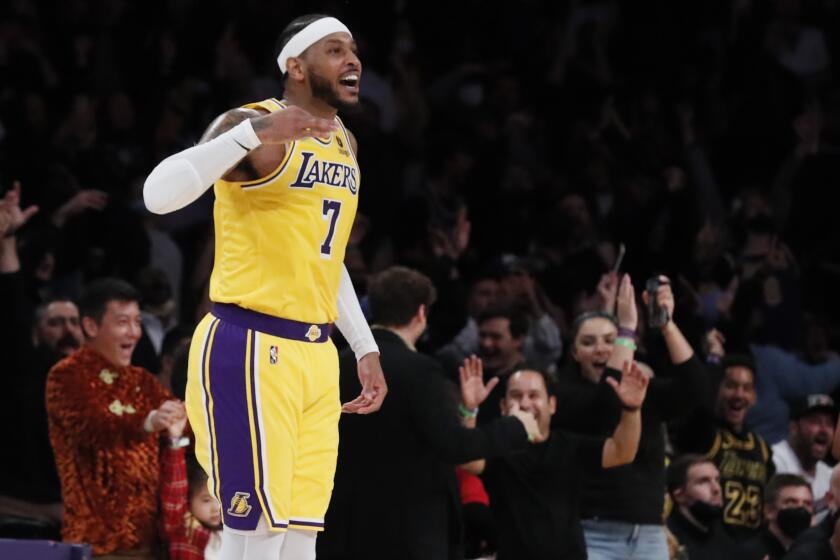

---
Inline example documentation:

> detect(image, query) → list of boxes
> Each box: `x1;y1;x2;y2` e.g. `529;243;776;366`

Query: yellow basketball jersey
209;98;359;324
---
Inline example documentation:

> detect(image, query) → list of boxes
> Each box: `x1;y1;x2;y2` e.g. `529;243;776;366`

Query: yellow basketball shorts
185;303;340;532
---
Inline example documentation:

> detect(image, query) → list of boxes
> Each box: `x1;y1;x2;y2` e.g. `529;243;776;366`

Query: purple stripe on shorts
212;303;331;343
208;320;263;531
289;519;325;528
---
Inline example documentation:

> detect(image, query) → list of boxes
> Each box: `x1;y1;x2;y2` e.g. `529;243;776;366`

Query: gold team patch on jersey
228;492;253;517
335;135;349;156
306;325;322;342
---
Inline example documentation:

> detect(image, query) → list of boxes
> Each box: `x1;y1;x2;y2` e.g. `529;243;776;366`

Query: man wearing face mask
782;464;840;560
667;455;744;559
742;474;814;559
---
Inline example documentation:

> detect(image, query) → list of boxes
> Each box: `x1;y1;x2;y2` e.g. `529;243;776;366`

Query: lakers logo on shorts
306;325;322;342
269;345;278;364
228;492;253;517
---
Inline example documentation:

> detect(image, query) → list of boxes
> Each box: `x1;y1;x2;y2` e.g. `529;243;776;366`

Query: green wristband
614;337;637;351
458;403;479;418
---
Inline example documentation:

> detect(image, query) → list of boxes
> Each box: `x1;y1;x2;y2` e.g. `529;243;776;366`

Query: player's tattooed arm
199;107;265;142
199;108;273;181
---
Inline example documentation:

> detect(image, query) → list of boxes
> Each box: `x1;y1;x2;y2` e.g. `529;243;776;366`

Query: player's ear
286;57;306;82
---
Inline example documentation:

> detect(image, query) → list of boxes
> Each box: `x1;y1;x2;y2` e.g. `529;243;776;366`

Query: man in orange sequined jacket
46;278;186;558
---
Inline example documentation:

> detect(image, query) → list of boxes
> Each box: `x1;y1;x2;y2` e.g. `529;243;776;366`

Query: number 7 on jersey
321;199;342;258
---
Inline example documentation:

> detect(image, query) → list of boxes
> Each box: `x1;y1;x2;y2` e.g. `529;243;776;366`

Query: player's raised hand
251;105;338;145
342;352;388;414
459;355;498;411
606;361;649;411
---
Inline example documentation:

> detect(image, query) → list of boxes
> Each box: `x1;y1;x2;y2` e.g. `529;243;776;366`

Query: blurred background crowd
3;0;840;558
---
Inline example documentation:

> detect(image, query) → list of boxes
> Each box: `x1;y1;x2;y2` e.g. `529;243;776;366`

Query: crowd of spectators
4;0;840;558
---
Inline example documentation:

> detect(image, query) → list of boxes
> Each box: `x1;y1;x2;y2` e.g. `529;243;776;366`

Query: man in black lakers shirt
676;353;774;541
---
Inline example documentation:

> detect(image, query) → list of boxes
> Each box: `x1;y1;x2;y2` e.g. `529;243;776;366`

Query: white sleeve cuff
143;118;262;214
335;266;379;360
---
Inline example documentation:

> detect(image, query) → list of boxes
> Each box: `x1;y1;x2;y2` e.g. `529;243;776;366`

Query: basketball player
143;14;386;560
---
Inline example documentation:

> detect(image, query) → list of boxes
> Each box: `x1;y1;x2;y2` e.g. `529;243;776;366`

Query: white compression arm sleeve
335;265;379;360
143;119;262;214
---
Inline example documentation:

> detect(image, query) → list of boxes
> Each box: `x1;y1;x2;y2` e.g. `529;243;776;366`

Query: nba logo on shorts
269;345;278;365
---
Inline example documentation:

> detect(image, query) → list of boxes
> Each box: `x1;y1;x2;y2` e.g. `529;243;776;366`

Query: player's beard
309;69;357;112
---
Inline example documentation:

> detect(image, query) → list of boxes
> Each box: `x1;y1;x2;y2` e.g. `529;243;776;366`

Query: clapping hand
606;361;649;411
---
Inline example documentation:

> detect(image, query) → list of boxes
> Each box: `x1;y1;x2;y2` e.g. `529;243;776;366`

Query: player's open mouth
338;74;360;93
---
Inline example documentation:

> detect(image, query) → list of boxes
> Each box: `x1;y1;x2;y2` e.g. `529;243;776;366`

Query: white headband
277;17;352;74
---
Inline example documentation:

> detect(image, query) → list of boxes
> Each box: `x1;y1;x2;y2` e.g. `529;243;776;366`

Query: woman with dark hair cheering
554;275;708;560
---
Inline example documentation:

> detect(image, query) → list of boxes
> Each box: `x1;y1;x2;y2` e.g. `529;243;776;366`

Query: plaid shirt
161;447;211;560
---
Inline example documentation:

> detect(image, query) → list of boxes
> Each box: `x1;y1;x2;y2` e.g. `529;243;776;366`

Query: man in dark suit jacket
317;266;539;560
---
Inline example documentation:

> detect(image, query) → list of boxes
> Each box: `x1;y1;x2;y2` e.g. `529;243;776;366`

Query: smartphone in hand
646;276;669;328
